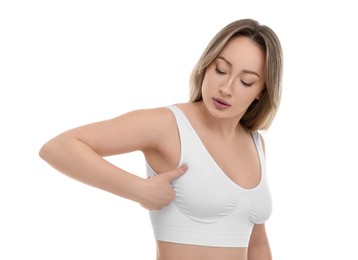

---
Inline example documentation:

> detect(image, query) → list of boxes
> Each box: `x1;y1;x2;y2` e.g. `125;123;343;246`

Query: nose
219;79;234;96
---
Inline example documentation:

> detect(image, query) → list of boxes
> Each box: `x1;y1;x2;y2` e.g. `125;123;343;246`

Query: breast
171;162;251;223
145;144;271;226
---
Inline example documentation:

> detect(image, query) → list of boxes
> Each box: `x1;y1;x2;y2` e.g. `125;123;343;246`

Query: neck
197;102;247;141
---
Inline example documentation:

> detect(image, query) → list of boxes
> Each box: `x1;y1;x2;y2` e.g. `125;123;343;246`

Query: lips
212;97;231;109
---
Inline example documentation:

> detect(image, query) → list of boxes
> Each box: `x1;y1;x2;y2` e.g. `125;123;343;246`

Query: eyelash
215;66;226;75
241;81;253;87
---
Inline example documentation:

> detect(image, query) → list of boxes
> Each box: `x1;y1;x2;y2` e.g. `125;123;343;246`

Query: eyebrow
216;56;261;78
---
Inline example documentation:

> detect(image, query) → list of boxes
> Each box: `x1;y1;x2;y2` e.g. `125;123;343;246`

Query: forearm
247;223;272;260
39;137;144;203
248;242;272;260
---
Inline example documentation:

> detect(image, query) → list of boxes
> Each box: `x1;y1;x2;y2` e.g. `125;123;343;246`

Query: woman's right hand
138;164;188;210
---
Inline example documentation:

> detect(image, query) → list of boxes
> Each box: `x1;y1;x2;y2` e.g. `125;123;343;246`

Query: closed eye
241;80;254;87
215;66;227;75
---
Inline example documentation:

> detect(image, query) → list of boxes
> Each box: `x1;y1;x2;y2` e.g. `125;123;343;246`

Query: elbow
39;135;64;163
39;140;54;162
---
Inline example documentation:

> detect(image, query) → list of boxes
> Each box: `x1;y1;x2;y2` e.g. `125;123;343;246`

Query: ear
256;92;263;100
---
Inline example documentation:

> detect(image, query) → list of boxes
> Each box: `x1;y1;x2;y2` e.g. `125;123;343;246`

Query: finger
165;164;188;182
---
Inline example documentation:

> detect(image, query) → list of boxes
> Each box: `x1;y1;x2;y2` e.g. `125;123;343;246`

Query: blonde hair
189;19;283;131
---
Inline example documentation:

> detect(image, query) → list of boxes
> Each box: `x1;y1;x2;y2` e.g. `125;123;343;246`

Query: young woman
39;18;283;260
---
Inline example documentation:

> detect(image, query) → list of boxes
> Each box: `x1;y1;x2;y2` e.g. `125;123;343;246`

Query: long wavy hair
189;19;283;131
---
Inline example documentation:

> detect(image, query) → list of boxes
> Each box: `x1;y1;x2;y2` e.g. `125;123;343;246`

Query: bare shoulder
105;106;178;152
121;106;177;131
174;102;200;112
173;102;203;121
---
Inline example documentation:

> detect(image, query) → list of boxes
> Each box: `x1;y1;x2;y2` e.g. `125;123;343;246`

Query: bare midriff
156;241;248;260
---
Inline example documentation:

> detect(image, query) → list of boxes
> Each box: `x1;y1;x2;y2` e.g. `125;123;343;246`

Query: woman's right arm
39;107;187;210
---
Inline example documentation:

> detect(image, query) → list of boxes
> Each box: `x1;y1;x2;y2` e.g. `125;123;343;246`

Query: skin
39;36;272;260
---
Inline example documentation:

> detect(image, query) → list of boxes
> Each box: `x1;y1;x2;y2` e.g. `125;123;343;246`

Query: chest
194;128;262;190
169;131;268;224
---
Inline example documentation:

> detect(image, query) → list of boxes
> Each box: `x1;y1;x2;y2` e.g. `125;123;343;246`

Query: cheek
201;79;215;104
202;72;219;91
201;75;211;94
235;90;261;105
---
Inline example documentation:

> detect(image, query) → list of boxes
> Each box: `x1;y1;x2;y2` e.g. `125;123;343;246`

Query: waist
156;241;248;260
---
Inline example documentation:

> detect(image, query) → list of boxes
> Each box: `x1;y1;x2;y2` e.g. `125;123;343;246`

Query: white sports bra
146;105;272;247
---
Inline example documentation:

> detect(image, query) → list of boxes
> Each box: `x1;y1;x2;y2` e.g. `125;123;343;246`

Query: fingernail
182;164;189;170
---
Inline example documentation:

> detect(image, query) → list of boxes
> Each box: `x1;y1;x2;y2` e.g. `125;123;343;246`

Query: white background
1;0;357;259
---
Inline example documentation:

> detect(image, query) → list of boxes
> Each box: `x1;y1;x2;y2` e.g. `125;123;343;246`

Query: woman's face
201;36;266;120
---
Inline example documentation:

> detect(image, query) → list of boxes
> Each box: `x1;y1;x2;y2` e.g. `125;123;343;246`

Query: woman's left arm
248;224;272;260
